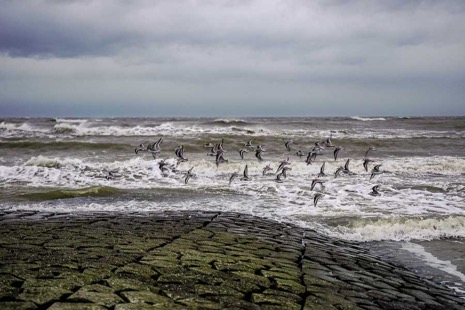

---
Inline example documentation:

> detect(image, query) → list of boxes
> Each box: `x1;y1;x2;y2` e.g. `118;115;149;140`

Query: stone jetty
0;210;464;309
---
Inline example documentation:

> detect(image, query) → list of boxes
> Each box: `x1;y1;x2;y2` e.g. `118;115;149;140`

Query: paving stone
120;290;172;304
0;301;38;310
48;303;107;310
18;287;72;306
67;290;124;308
1;211;465;310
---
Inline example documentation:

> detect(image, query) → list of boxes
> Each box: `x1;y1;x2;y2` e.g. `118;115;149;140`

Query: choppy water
1;116;464;243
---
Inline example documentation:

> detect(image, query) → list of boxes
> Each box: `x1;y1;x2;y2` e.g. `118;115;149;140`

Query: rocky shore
0;210;464;310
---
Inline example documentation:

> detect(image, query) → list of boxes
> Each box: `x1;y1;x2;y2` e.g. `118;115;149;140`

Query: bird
343;159;355;175
240;164;250;181
334;166;344;178
105;171;117;180
276;157;290;173
135;143;148;154
305;151;318;165
255;146;265;161
363;158;374;172
365;146;376;158
370;164;383;180
317;162;326;178
158;160;172;176
244;140;254;148
313;193;323;207
334;146;343;161
175;145;188;161
184;166;195;184
285;140;293;151
262;165;273;176
369;185;381;196
281;166;292;178
148;138;163;159
311;179;325;191
204;143;214;148
295;150;305;157
323;136;335;148
238;148;248;160
215;150;228;167
206;147;217;157
229;172;239;185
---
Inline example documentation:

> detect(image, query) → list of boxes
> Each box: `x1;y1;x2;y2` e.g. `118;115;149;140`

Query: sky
1;0;464;117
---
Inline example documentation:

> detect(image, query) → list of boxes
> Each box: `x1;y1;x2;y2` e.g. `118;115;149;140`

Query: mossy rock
261;270;300;281
274;278;306;295
18;287;72;306
0;301;38;310
67;290;123;308
48;302;106;310
194;284;244;298
251;293;301;310
21;278;80;291
231;271;271;288
105;276;159;293
120;290;173;304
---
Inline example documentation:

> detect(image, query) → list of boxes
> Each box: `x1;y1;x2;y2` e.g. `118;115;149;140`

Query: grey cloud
0;0;464;116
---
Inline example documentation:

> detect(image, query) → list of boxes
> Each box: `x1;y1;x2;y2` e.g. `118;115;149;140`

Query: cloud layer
1;0;464;116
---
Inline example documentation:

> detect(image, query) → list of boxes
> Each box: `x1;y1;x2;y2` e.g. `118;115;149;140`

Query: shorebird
240;164;250;181
369;185;381;196
313;193;323;207
334;166;344;178
317;162;326;178
295;150;305;157
363;158;374;172
305;151;318;165
285;140;293;151
323;136;335;148
215;150;228;167
244;140;254;148
238;148;248;160
255;145;265;161
105;171;116;180
334;146;343;161
365;146;376;158
204;143;214;148
229;172;239;185
262;165;273;176
148;138;163;159
343;159;355;175
158;160;171;176
184;166;195;184
281;166;292;178
276;157;290;173
207;147;217;157
175;145;188;161
135;143;148;154
370;164;383;180
311;179;325;191
312;142;325;152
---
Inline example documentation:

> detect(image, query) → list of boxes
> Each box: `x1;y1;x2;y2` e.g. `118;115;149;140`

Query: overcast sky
1;0;464;117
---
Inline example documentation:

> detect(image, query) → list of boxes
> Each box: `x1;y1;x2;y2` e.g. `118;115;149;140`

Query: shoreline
1;210;465;309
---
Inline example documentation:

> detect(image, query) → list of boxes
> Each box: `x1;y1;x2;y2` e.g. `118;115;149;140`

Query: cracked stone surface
0;210;464;309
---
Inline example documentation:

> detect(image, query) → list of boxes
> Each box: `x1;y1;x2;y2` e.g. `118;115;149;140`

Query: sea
1;116;465;294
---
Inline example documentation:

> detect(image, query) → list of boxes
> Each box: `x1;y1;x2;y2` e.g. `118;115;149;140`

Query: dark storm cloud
0;0;464;116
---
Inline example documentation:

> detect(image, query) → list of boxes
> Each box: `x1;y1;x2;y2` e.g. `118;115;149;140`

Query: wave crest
328;216;465;241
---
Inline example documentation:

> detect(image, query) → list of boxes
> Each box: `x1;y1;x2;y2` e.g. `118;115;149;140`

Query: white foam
351;116;387;121
323;216;465;242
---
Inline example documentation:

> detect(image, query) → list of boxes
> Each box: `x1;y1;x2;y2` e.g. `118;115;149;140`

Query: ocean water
1;116;465;292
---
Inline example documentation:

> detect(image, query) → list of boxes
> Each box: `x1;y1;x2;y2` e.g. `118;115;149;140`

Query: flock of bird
133;136;384;207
